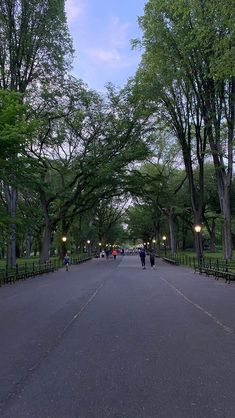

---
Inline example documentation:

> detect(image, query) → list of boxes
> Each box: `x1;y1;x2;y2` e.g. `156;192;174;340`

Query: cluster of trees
130;0;235;259
126;158;235;255
1;0;234;265
0;0;154;266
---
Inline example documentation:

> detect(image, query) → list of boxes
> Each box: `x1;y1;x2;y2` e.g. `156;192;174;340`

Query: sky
65;0;146;91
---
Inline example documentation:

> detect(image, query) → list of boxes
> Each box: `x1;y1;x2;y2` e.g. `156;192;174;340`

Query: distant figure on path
149;249;155;269
105;249;110;259
63;254;70;271
112;249;117;260
139;248;146;269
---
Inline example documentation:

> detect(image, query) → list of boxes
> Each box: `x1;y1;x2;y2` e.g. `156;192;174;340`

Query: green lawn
166;250;235;260
0;254;88;269
0;256;58;269
162;249;235;271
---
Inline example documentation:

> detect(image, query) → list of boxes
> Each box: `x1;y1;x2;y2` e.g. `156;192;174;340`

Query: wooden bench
195;265;235;284
162;257;178;265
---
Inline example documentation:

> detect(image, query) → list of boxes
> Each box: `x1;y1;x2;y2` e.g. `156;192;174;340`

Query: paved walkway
0;256;235;417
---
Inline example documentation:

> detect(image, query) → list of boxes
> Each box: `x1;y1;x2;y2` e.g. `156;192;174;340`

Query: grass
0;254;88;269
162;250;235;271
0;256;58;269
166;250;235;260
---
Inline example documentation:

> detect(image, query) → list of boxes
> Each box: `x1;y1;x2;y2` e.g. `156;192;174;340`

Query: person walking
149;249;156;269
139;248;146;269
63;254;70;271
112;249;117;260
105;248;110;259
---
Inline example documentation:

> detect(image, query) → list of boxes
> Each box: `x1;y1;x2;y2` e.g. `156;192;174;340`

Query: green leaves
0;0;73;91
0;90;29;160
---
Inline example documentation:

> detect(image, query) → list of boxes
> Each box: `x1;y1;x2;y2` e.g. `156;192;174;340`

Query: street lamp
194;225;202;233
162;236;167;256
87;239;91;255
152;238;156;253
61;236;67;259
194;224;202;267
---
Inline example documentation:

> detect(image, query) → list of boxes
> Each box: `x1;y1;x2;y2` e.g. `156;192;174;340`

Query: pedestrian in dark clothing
139;248;146;269
149;249;155;269
63;254;70;271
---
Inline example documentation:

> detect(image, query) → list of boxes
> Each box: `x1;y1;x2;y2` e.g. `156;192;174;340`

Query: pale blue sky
65;0;146;91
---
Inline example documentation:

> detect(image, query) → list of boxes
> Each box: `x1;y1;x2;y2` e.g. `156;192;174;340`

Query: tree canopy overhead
0;0;234;264
132;0;235;259
0;0;73;91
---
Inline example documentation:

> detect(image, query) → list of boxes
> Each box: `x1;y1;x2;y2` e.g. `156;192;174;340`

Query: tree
0;89;36;265
23;79;152;262
0;0;73;91
0;0;73;266
137;0;235;259
126;204;157;245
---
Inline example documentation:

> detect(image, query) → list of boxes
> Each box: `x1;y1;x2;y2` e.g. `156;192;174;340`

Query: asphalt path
1;255;235;418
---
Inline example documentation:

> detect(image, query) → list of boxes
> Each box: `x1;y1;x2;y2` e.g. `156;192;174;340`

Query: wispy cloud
84;16;133;69
67;1;145;90
87;48;121;63
65;0;85;24
106;16;130;49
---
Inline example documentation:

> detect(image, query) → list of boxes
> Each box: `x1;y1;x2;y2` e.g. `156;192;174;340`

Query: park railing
0;253;92;287
161;253;235;273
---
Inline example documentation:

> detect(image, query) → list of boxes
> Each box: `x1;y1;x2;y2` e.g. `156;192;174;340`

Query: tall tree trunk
4;185;17;267
203;216;216;253
156;221;161;254
194;230;203;264
168;211;177;253
193;213;203;263
220;193;232;259
40;195;51;263
182;223;187;250
41;222;51;263
202;78;234;259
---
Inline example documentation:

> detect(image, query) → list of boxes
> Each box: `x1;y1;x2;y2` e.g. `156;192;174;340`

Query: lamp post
162;236;167;256
194;224;202;267
99;242;102;252
61;236;67;259
87;240;91;256
152;238;156;253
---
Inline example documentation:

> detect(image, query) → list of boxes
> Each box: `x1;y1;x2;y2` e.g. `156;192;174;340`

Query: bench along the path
194;263;235;284
162;257;178;265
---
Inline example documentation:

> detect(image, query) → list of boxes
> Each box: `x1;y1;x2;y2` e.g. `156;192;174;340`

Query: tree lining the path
132;0;235;259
